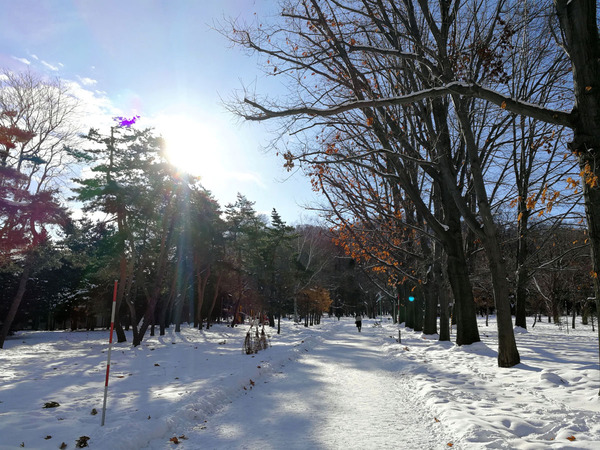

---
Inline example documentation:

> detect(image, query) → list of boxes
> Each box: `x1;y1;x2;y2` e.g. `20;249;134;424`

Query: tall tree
0;116;67;347
223;194;268;326
224;0;597;368
73;120;182;345
0;69;77;348
226;0;598;371
261;208;296;333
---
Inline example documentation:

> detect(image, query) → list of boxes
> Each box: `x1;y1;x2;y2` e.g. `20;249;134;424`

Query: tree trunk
514;202;530;329
438;280;451;342
422;281;438;335
195;265;210;329
555;0;600;393
174;295;183;332
405;296;415;329
125;297;139;345
122;261;139;345
114;252;128;343
398;291;406;325
483;234;521;367
159;299;167;336
414;294;424;332
432;240;450;341
444;236;480;346
0;256;33;349
205;273;222;330
441;196;480;346
453;98;519;367
174;274;191;333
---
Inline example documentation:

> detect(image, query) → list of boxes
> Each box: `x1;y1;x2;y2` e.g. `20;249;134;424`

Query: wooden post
101;281;118;426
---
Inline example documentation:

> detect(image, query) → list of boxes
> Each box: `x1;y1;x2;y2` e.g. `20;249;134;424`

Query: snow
1;316;599;449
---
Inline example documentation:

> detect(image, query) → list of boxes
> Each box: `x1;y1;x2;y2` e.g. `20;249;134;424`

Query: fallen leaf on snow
75;435;90;448
43;401;60;408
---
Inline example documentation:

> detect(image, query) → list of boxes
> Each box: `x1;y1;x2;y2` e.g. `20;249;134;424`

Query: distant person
355;313;362;332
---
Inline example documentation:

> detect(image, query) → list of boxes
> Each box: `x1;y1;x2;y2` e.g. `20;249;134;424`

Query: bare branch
242;81;573;128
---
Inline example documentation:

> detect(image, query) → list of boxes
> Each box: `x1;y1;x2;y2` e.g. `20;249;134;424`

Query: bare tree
223;0;596;370
0;69;80;193
0;69;79;348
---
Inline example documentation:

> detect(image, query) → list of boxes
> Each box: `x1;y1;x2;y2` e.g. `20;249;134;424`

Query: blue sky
0;0;319;224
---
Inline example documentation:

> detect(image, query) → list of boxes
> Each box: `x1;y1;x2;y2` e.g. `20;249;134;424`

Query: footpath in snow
159;320;455;450
1;316;600;449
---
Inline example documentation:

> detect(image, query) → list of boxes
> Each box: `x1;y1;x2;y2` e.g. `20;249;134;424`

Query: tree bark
414;293;424;332
555;0;600;392
444;230;481;346
514;200;529;329
483;232;521;367
452;98;520;367
114;251;128;343
0;256;33;348
196;265;209;329
438;278;451;342
422;280;438;335
441;185;481;346
205;273;222;330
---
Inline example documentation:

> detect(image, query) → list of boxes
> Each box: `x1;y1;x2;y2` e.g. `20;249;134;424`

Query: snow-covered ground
1;316;599;449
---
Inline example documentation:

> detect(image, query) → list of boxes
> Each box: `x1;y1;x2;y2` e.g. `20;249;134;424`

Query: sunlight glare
158;116;226;183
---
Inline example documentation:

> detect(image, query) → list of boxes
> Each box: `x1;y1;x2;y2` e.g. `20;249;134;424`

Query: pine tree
0;111;66;348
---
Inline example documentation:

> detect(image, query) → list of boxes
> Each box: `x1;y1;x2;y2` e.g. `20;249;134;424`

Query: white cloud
12;56;31;65
78;76;97;86
63;79;120;130
30;54;39;60
41;60;59;71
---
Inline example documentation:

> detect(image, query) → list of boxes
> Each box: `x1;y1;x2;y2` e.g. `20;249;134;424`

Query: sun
157;116;226;183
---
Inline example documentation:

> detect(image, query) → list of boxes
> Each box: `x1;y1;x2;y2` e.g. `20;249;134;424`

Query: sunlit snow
1;316;599;449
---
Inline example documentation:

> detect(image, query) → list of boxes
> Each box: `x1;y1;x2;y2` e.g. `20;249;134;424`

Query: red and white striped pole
101;280;118;426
